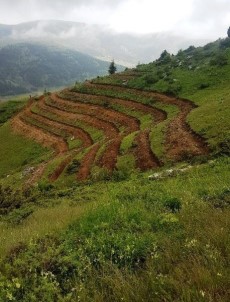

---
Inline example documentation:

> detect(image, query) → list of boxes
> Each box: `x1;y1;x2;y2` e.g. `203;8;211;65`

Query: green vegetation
0;37;230;301
0;122;50;178
0;157;229;301
0;43;111;96
108;60;117;75
93;38;230;153
0;99;26;125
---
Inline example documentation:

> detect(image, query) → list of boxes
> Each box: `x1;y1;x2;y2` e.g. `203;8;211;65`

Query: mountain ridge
0;19;210;66
0;42;117;96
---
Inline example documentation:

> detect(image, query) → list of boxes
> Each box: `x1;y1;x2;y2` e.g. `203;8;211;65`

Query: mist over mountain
0;20;210;66
0;42;112;96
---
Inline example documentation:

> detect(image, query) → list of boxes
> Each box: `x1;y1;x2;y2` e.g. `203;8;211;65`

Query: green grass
31;102;104;143
120;131;138;154
0;156;229;301
60;90;155;131
150;103;180;160
0;198;91;258
0;99;26;125
116;153;136;174
91;39;230;154
0;37;230;302
187;86;230;152
0;122;50;178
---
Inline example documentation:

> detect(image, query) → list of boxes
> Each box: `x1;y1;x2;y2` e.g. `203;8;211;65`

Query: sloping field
11;80;209;183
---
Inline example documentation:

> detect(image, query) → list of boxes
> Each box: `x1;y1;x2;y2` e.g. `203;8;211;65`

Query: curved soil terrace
86;83;209;160
32;101;93;148
38;97;119;140
77;144;100;181
67;89;166;125
97;136;122;172
11;114;68;154
49;153;75;182
49;94;140;135
134;130;162;171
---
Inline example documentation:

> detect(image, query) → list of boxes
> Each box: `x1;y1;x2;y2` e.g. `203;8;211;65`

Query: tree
158;50;171;63
228;27;230;38
108;60;117;75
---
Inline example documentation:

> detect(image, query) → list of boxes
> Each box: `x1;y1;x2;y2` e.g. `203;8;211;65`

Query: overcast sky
0;0;229;38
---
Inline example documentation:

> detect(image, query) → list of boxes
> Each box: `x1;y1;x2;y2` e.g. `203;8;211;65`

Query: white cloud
109;0;193;33
0;0;229;39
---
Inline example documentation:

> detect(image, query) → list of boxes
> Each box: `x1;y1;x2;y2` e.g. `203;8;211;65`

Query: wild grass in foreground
0;122;51;178
0;156;229;301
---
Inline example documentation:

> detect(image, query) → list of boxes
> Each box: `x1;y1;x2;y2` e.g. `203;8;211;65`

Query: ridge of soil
38;96;119;140
85;83;209;160
11;114;68;154
49;93;140;134
67;88;167;124
97;136;123;172
77;144;100;181
134;130;162;171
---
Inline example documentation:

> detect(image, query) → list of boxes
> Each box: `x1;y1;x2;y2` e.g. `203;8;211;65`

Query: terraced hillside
1;37;230;302
11;78;209;184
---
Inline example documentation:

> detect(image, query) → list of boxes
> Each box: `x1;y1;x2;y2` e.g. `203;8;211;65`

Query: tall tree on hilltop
228;27;230;38
108;60;117;75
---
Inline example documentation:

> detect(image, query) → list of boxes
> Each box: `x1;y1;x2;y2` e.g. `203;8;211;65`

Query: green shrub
38;181;54;193
5;206;34;225
143;73;159;84
0;185;34;216
65;159;80;175
210;53;228;66
164;197;182;213
198;83;210;89
219;37;230;49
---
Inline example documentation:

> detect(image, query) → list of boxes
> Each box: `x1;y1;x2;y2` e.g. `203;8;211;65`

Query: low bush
164;197;182;213
0;185;35;216
65;159;80;175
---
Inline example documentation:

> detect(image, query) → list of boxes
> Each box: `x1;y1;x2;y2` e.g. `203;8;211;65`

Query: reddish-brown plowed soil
38;96;119;139
49;154;74;182
32;100;93;147
11;114;68;154
66;88;166;125
134;130;161;171
97;136;122;171
88;83;209;160
77;144;100;181
49;94;139;134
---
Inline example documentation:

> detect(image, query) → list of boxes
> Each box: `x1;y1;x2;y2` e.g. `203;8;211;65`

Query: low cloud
0;0;229;39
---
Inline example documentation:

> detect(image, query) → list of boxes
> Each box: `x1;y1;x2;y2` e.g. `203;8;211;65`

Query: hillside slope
4;38;229;187
0;43;112;96
0;37;229;302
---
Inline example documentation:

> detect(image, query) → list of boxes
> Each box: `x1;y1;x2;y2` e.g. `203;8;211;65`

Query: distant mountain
0;43;113;96
0;20;210;66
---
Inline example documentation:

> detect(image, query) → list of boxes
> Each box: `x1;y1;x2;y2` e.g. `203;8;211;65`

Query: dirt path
66;88;166;125
77;144;100;181
87;83;209;160
134;130;161;171
49;94;140;134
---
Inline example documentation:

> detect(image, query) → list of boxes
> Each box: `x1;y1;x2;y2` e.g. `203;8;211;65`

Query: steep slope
1;37;229;186
0;35;230;302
